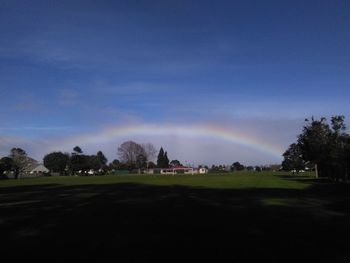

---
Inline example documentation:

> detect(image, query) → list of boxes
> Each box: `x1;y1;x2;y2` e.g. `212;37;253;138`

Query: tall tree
282;143;305;172
157;147;165;168
0;157;15;174
10;148;26;157
109;159;120;170
43;152;69;175
327;116;349;180
96;151;108;167
9;148;37;178
298;117;331;178
331;115;346;135
287;115;350;180
118;141;145;169
232;162;245;171
73;146;83;155
156;147;170;168
89;155;102;171
142;143;157;162
69;154;89;174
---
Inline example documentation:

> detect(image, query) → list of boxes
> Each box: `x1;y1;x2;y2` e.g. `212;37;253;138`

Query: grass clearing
0;171;313;189
2;171;350;262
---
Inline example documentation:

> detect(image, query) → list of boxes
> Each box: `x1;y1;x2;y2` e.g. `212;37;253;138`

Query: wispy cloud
93;80;164;96
12;94;45;112
0;38;69;61
77;105;144;125
0;126;72;131
58;89;79;106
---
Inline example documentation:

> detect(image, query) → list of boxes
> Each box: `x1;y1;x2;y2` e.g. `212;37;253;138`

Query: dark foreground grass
1;172;350;262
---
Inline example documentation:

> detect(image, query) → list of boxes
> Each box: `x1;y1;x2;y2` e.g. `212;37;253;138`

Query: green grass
4;170;350;262
0;171;314;189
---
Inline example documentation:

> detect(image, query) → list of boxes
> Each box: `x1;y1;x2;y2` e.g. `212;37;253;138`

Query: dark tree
96;151;107;165
10;148;27;157
96;151;108;167
43;152;69;174
286;115;350;181
345;137;350;179
157;147;165;168
170;160;182;167
232;162;245;171
73;146;83;154
69;154;89;174
156;147;170;168
327;116;349;180
0;157;16;176
298;117;331;178
255;166;262;172
89;155;102;171
331;115;346;134
118;141;145;170
282;143;305;172
110;159;120;169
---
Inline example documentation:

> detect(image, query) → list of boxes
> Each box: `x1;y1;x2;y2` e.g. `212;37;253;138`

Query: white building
199;167;208;174
29;164;49;176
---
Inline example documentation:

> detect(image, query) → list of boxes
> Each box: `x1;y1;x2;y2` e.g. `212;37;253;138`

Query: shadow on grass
1;180;350;262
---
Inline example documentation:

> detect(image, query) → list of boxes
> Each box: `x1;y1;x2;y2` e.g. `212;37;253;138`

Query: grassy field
0;171;313;189
1;171;350;262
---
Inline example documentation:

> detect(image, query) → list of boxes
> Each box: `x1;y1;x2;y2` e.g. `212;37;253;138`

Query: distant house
2;158;49;179
28;164;49;177
30;164;50;174
18;156;39;177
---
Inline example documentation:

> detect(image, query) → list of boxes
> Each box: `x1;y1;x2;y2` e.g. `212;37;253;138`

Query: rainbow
57;124;284;159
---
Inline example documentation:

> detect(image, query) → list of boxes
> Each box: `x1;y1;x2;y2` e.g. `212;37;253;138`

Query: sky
0;0;349;166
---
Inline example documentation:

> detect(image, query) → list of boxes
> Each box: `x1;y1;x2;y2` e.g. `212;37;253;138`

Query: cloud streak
57;89;79;106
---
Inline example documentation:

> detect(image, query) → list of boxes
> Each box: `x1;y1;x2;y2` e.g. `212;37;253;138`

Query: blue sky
1;0;350;165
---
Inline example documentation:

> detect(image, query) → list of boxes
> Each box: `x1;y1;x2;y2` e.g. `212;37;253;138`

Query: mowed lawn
1;172;350;262
0;171;311;189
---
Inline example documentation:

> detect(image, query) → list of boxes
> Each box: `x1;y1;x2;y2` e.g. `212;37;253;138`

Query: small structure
29;164;49;177
164;165;195;175
199;167;208;174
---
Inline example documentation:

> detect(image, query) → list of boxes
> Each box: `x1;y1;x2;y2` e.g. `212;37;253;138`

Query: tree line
0;141;178;176
1;141;283;177
282;115;350;180
6;115;348;179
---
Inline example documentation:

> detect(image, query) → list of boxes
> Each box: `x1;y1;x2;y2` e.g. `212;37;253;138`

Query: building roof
30;164;49;173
